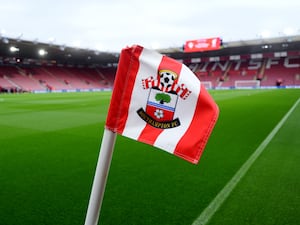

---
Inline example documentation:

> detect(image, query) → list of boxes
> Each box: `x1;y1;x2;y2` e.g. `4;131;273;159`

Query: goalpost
234;80;260;89
201;81;213;89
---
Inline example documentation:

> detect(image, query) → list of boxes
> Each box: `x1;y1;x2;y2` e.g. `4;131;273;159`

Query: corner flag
84;45;219;225
106;45;219;164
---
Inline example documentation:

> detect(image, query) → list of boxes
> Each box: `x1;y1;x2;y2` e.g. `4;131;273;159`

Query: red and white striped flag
105;45;219;164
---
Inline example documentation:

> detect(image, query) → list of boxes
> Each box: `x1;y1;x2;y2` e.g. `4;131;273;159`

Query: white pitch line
192;97;300;225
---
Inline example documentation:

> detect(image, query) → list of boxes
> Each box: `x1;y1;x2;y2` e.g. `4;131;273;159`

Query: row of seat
189;56;300;88
1;56;300;92
0;65;115;92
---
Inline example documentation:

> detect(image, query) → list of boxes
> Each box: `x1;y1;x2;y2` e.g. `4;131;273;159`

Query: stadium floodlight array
234;80;260;89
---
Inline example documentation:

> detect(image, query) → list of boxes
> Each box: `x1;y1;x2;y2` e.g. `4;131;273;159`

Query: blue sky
0;0;299;52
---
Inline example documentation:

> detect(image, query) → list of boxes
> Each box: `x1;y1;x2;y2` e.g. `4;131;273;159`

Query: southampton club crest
137;69;191;129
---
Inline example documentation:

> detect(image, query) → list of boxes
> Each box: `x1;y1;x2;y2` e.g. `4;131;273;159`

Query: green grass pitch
0;89;299;225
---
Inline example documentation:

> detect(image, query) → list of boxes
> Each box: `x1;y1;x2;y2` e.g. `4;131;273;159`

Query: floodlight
10;46;19;52
38;49;47;56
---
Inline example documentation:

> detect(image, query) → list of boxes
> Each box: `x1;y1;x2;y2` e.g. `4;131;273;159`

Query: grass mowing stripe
192;97;300;225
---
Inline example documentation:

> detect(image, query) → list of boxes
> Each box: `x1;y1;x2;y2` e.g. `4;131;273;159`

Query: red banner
184;37;221;53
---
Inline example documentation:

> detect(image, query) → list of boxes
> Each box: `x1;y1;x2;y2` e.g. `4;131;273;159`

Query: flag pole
84;128;117;225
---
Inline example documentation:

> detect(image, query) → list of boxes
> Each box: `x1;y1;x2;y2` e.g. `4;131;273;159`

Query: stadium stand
1;55;299;92
0;35;300;92
261;57;300;87
0;65;115;93
186;55;300;89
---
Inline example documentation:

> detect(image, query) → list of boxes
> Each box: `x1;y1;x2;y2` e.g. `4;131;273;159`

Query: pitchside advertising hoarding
184;37;222;52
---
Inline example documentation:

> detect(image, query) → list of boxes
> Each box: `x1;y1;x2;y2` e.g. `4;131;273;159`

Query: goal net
201;81;213;89
234;80;260;89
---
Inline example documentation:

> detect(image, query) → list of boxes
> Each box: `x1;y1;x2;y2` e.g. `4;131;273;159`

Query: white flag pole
84;128;117;225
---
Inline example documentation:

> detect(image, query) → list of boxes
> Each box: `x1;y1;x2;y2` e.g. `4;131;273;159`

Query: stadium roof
0;37;120;67
1;35;300;66
162;35;300;60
